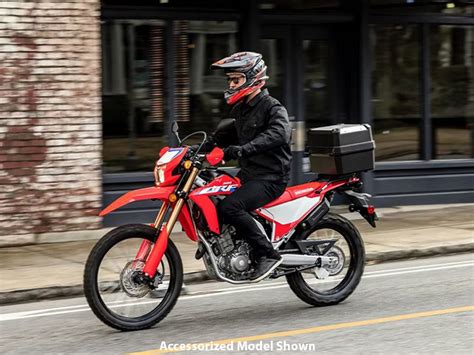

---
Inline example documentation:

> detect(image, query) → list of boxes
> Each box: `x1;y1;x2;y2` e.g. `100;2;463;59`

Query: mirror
171;121;179;134
171;121;181;145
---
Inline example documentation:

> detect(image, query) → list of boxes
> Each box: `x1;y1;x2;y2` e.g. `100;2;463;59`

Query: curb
365;243;474;263
1;243;473;306
2;204;472;248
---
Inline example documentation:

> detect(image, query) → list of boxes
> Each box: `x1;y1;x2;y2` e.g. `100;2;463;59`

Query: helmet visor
226;73;246;88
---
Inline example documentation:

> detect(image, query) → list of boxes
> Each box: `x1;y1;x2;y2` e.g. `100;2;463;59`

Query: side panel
189;174;241;235
257;195;323;239
190;196;220;234
255;177;356;240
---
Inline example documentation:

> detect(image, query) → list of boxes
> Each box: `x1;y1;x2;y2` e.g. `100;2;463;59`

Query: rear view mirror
171;121;179;134
170;121;181;145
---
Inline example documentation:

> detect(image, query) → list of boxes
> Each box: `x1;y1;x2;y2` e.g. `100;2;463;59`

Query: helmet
211;52;269;105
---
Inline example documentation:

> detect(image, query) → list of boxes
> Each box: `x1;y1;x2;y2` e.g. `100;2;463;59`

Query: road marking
130;306;474;355
181;259;474;295
1;261;473;321
364;259;474;274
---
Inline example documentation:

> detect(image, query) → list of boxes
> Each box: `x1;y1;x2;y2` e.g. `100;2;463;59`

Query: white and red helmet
211;52;269;105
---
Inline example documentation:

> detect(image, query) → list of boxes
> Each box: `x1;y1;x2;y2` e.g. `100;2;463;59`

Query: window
101;20;239;172
371;25;421;161
259;0;340;10
431;25;474;159
172;21;239;144
260;38;285;104
303;39;332;129
370;1;474;15
102;20;167;173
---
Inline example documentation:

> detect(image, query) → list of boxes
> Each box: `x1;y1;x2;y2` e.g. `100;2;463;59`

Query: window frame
369;13;474;168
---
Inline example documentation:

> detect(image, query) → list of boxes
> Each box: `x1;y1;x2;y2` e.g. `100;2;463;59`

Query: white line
1;262;473;322
0;308;94;321
364;264;474;278
364;260;474;274
186;260;474;294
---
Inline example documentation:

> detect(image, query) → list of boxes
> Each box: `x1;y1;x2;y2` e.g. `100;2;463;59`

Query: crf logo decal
197;185;238;195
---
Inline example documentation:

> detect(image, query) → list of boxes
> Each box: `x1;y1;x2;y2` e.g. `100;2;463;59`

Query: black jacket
214;89;292;184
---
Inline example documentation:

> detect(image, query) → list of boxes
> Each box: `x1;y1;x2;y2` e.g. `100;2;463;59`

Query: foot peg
195;243;206;260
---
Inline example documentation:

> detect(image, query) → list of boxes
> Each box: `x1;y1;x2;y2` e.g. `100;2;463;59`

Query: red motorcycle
84;121;377;331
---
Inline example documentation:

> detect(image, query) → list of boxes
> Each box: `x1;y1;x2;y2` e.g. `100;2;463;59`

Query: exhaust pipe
281;254;334;267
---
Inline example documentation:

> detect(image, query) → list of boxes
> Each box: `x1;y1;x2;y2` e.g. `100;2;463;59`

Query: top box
307;124;375;175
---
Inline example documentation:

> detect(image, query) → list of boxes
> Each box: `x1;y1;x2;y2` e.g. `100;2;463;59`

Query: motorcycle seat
262;181;325;209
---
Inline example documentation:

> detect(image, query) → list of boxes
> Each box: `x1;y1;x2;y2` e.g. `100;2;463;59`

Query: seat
262;181;326;209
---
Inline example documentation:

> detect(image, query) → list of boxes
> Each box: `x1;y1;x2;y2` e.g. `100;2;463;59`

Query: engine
204;226;253;280
218;239;252;275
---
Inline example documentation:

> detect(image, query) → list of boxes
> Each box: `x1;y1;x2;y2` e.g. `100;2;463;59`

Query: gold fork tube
153;201;169;229
165;167;199;234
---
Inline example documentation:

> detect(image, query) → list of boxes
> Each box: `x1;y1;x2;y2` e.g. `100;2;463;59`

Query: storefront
100;0;474;225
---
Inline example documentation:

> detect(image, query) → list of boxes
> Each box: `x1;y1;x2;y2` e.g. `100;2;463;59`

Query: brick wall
0;0;102;245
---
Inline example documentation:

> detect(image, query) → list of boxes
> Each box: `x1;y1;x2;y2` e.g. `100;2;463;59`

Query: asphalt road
1;254;473;354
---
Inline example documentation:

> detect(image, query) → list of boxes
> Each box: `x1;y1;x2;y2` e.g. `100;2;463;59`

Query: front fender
99;186;176;217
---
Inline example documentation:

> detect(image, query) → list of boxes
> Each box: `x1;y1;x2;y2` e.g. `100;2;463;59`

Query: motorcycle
84;120;378;331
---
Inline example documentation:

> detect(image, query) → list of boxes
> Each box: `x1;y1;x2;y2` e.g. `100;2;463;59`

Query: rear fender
99;186;176;217
344;190;378;227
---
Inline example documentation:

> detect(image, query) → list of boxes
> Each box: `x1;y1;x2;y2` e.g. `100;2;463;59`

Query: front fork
133;201;168;262
141;167;200;278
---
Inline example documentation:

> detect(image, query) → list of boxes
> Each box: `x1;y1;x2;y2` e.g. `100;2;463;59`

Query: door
260;25;343;184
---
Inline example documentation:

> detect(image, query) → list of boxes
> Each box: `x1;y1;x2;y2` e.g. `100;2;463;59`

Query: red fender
99;186;175;217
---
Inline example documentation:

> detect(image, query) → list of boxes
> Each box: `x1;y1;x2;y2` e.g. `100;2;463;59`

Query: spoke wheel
84;224;183;331
286;213;365;306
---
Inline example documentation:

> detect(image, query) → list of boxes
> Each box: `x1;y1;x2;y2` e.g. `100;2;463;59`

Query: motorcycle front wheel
286;213;365;306
83;224;183;331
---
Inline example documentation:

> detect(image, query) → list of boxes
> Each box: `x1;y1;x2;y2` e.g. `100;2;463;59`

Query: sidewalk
1;204;473;305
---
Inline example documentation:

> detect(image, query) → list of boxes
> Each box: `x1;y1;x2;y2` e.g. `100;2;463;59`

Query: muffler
281;254;335;267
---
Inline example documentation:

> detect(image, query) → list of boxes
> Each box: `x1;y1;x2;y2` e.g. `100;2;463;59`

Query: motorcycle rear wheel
286;213;365;306
83;224;183;331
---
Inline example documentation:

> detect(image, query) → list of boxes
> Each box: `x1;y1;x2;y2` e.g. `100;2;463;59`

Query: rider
204;52;292;280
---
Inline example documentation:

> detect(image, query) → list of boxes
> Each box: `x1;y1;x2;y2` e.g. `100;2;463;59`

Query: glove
223;145;243;161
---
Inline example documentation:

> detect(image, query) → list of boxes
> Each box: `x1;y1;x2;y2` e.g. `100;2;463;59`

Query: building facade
0;0;102;243
1;0;473;240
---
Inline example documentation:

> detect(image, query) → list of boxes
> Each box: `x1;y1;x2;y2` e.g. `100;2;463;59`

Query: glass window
371;24;421;161
259;0;340;10
370;1;474;15
260;39;285;104
431;25;474;159
102;20;167;173
172;20;239;144
101;20;239;172
303;39;332;129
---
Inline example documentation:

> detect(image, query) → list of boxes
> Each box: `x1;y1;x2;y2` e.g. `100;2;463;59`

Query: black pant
218;180;287;258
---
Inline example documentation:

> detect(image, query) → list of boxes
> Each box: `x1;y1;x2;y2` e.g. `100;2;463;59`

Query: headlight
154;164;166;186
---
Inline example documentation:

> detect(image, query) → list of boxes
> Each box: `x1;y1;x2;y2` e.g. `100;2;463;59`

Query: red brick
0;0;102;241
